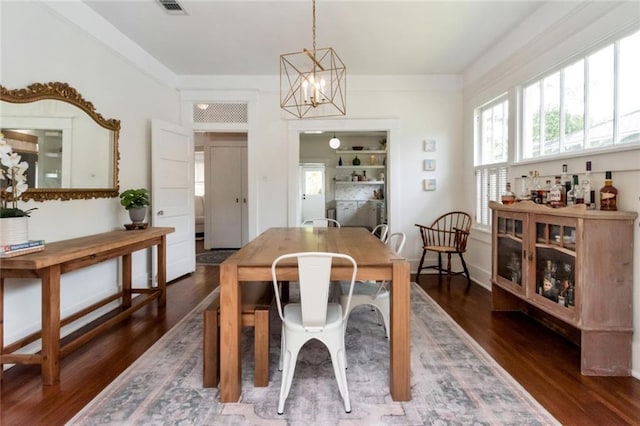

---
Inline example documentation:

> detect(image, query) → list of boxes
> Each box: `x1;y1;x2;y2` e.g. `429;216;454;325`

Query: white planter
0;216;29;246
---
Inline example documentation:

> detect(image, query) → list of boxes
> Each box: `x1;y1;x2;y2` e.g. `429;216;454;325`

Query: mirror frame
0;82;120;201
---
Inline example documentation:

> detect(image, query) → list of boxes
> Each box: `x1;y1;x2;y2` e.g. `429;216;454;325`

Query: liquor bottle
518;175;530;201
548;175;565;208
599;171;618;211
566;175;583;206
501;182;516;205
529;170;543;204
543;179;552;205
338;156;343;166
561;164;571;194
582;161;593;209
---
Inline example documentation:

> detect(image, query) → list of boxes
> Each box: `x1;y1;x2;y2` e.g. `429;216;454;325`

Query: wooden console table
0;227;174;385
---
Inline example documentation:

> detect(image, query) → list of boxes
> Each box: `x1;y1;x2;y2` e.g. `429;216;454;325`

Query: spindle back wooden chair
415;211;472;290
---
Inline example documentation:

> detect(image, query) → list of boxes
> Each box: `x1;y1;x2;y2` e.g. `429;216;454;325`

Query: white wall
461;2;640;377
1;2;179;348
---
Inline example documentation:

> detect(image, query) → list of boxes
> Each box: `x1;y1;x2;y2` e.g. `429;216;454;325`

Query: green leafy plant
119;188;150;210
0;133;37;218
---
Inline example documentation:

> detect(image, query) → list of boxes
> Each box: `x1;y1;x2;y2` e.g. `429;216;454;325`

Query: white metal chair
340;232;406;339
371;224;389;242
271;252;357;415
301;218;341;228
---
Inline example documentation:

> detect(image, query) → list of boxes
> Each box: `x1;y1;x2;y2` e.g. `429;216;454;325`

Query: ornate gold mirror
0;82;120;201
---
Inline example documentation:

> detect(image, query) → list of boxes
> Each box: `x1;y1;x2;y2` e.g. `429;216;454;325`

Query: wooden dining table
218;226;411;402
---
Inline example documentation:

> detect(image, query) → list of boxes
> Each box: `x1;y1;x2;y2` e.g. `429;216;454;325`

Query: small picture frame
423;139;436;152
423;159;436;171
423;178;436;191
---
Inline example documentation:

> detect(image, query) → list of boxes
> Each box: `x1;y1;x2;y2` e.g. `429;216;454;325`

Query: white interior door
151;119;195;282
300;164;326;223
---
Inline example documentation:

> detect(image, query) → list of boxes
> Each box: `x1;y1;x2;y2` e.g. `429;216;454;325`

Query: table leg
41;265;61;385
122;253;132;308
390;260;411;401
157;235;167;309
219;262;242;402
0;277;4;382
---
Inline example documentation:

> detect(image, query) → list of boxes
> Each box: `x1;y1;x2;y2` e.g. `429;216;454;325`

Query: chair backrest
416;211;472;252
371;224;389;242
301;218;341;228
271;252;357;332
387;232;406;255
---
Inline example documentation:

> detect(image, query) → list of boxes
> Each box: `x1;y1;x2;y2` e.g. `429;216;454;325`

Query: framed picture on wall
423;178;436;191
423;159;436;171
423;139;436;152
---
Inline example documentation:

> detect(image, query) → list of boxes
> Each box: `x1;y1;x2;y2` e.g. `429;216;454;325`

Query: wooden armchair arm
415;223;470;252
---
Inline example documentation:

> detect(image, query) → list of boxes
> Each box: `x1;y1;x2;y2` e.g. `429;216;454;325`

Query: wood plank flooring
2;258;639;425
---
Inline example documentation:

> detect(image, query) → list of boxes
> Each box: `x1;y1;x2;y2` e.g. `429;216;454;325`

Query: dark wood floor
2;253;639;425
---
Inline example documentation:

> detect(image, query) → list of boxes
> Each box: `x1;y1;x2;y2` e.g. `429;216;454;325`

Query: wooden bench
203;282;274;388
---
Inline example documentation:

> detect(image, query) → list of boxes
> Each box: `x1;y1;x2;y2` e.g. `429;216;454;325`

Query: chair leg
446;253;453;286
328;339;351;413
416;250;427;283
437;253;443;285
278;337;302;415
459;252;472;292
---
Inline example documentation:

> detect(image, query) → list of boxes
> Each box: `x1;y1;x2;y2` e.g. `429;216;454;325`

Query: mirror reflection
0;82;120;201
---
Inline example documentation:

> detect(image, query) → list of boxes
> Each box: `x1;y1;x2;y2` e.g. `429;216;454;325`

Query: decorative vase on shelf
0;216;29;246
352;156;361;166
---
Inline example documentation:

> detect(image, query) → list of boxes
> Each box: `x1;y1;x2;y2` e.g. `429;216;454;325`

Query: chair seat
283;303;343;332
424;245;458;254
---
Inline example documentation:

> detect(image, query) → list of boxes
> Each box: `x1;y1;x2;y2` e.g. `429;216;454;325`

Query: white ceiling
82;0;546;76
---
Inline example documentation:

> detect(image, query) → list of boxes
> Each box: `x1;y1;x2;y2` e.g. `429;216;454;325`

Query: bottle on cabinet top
599;171;618;211
567;175;584;206
548;176;566;208
501;182;516;205
582;161;593;209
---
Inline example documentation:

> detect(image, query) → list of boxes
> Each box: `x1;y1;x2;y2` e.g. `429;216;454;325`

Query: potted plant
1;134;37;245
119;188;150;224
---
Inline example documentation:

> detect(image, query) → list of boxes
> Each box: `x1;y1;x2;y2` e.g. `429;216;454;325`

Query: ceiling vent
157;0;187;15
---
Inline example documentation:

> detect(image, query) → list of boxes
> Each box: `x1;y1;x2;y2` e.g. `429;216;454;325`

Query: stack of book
0;240;46;258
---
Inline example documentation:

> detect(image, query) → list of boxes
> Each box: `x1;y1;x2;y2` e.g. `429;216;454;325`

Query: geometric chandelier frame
280;0;346;119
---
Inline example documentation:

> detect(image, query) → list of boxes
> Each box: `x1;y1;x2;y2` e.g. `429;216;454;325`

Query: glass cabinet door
495;214;525;294
533;217;577;319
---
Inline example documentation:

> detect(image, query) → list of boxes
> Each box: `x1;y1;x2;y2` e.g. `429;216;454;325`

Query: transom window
521;29;640;159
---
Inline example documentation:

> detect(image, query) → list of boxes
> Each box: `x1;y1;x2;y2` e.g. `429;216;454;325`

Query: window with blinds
475;166;508;226
475;95;509;227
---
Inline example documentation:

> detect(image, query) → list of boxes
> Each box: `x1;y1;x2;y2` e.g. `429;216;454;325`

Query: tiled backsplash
335;183;384;200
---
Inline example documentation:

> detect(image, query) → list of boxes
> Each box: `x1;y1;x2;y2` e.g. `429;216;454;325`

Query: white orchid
0;133;36;217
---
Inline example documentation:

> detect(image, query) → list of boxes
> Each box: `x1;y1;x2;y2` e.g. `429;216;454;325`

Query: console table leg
41;265;61;385
157;235;167;309
122;253;132;308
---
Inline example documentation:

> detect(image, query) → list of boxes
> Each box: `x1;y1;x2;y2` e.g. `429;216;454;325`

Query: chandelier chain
312;0;316;54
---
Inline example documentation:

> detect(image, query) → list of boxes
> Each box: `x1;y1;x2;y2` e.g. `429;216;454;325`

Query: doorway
300;164;326;223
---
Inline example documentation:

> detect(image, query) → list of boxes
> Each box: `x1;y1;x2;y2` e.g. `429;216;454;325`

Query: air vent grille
158;0;187;15
193;103;248;124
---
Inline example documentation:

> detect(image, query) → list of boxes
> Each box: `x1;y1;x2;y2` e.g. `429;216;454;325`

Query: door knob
157;210;164;216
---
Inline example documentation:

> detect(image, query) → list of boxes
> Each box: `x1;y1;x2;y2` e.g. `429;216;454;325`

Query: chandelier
280;0;346;119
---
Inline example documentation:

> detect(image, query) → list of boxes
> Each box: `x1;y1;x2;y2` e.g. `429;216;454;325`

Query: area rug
195;249;237;265
68;284;558;425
